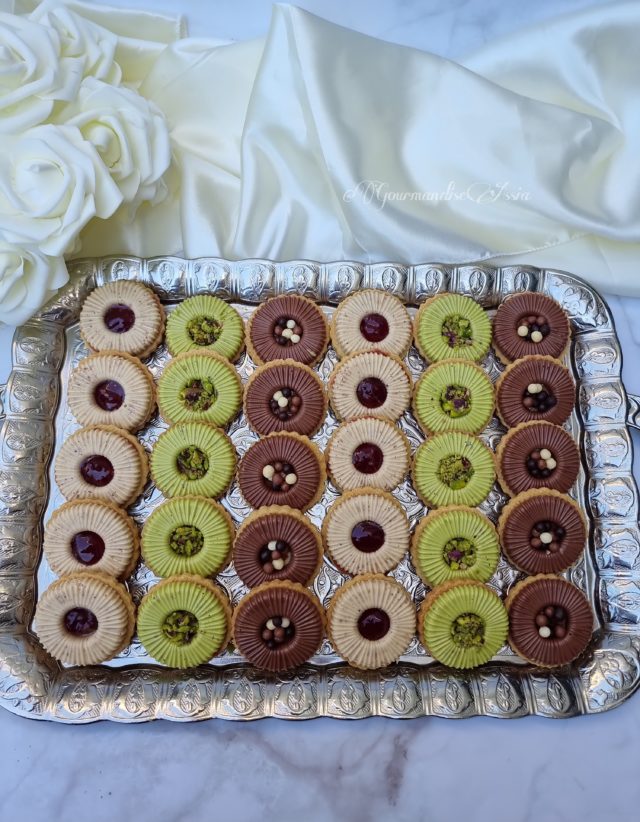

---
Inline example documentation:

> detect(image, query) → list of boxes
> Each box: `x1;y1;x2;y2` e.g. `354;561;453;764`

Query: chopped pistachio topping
176;446;209;480
443;537;477;570
437;454;474;489
180;377;217;411
451;612;485;648
169;525;204;557
439;384;472;418
186;315;222;346
441;314;473;349
162;610;199;645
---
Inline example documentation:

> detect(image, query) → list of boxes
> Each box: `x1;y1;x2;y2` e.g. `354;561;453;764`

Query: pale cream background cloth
20;0;640;295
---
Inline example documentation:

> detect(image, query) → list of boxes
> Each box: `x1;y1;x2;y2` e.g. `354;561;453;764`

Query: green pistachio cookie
158;350;242;427
420;579;508;668
141;496;234;578
411;506;500;587
413;359;494;435
137;574;231;667
414;294;491;363
150;421;236;499
412;431;495;508
166;295;245;360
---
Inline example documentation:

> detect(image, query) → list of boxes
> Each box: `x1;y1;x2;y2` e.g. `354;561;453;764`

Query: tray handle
628;393;640;430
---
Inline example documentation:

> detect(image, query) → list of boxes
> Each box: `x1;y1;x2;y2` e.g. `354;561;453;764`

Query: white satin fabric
65;1;640;296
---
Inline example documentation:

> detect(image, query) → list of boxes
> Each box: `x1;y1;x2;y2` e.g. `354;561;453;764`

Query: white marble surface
2;2;640;821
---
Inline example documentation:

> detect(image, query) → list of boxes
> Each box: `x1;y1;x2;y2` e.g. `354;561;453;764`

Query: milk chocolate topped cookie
496;421;580;497
496;356;575;428
237;432;325;511
493;292;570;363
232;581;325;672
244;360;327;437
247;295;329;366
499;489;586;575
507;575;593;667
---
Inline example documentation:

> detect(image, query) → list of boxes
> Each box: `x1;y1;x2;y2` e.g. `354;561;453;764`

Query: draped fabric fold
69;0;640;296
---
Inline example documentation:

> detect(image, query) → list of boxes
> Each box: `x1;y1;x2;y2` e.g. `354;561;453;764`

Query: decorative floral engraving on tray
1;258;639;721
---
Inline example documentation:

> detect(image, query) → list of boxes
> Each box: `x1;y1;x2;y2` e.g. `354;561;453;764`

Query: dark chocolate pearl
357;608;390;641
352;442;384;474
64;607;98;636
104;303;135;333
360;313;389;343
356;377;387;409
351;520;385;553
544;605;555;618
94;380;125;411
535;613;548;627
554;625;567;639
70;531;105;565
80;455;114;487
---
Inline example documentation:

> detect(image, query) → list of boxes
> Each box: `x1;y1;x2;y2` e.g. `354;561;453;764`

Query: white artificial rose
0;12;83;134
57;77;171;212
0;243;68;326
29;1;121;85
0;123;123;256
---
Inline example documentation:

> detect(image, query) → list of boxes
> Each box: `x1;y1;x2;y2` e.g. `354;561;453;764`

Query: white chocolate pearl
527;383;538;394
285;473;297;485
290;334;301;343
277;396;289;408
546;458;557;470
273;390;283;401
540;449;552;460
286;319;295;329
538;626;552;638
517;325;529;337
272;558;285;570
262;465;275;480
281;617;290;628
531;330;543;343
282;328;293;339
540;532;553;544
266;619;275;631
268;541;277;551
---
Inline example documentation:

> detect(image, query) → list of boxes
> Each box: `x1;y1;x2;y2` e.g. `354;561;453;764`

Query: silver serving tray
1;257;640;722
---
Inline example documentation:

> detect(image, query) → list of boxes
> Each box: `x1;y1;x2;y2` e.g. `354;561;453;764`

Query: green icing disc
166;295;245;360
416;294;491;363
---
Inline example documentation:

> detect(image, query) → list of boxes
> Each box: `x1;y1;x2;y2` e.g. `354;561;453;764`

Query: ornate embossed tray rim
1;257;639;722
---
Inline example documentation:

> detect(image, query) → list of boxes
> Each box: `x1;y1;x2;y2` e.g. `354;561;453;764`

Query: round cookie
80;281;165;359
35;571;135;665
67;351;156;432
232;581;325;672
232;506;323;588
411;506;500;588
328;351;412;422
326;418;411;493
413;359;494;435
322;489;409;575
496;421;580;497
157;350;242;427
55;424;148;508
150;422;235;499
506;575;593;667
137;575;232;668
330;289;412;359
412;432;495;508
328;574;415;669
141;496;234;578
43;499;139;579
419;579;508;669
237;432;325;512
493;292;570;363
244;360;327;437
166;295;244;360
246;295;329;366
496;355;575;428
414;293;491;363
498;489;587;575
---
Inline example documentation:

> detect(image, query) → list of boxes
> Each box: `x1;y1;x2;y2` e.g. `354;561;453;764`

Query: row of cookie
34;563;593;671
